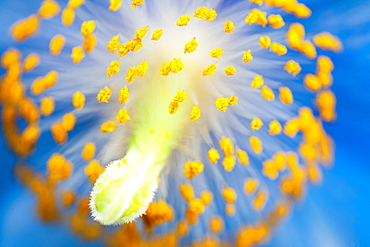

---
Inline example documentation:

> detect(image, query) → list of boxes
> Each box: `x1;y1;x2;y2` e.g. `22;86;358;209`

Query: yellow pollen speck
61;113;76;132
259;36;271;49
71;46;85;63
109;0;122;11
250;118;263;131
136;60;149;78
180;184;195;202
269;120;282;135
184;161;204;179
107;36;120;53
279;87;293;105
236;150;249;165
161;58;184;75
189;106;201;121
208;148;220;164
106;61;120;77
131;0;144;9
118;87;129;103
126;67;137;83
299;41;317;59
194;6;209;19
215;98;230;111
135;26;148;40
284;60;301;76
40;97;55;116
270;43;287;55
268;14;285;28
223;155;236;171
72;91;85;109
49;34;65;55
61;7;75;26
317;56;334;73
293;3;312;18
47;153;72;179
201;191;213;205
251;75;264;89
31;70;58;95
242;50;253;63
244;178;258;195
210;48;224;59
82;142;96;161
210;216;224;233
249;136;262;154
249;0;263;5
203;63;217;76
100;121;117;133
261;85;275;101
11;15;40;41
173;91;186;103
38;0;60;19
253;190;268;211
23;53;40;72
220;137;234;156
81;20;95;36
62;191;75;208
313;32;343;52
168;101;180;115
224;21;236;33
284;118;300;137
304;73;321;91
222;187;237;204
116;109;130;124
51;123;67;144
263;160;278;180
85;160;104;184
225;204;235;216
151;29;164;41
205;9;217;22
184;37;199;54
245;9;267;27
228;96;238;105
224;65;236;76
68;0;85;8
97;86;112;103
316;90;336;122
177;15;191;26
83;34;97;53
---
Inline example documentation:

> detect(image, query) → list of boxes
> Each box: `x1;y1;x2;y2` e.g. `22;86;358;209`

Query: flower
1;0;368;246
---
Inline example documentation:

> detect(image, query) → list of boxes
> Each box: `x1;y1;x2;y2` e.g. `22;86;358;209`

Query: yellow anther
130;38;143;52
228;96;238;106
284;118;300;137
317;56;334;73
61;113;76;132
313;32;343;52
261;85;275;101
222;155;236;171
168;101;180;114
135;26;148;40
259;36;271;49
270;42;287;55
19;99;39;123
40;97;55;116
279;87;293;105
284;60;301;76
222;187;237;204
250;118;263;131
137;60;149;77
170;58;184;73
249;136;262;154
268;14;285;28
49;34;65;55
203;63;217;76
184;37;199;54
85;160;104;184
177;221;188;236
273;152;286;171
109;0;122;11
62;190;75;208
106;61;120;77
194;6;209;19
38;0;60;19
263;160;278;180
31;70;58;94
71;46;85;63
225;204;235;216
236;150;249;165
47;153;72;179
210;217;223;233
244;178;258;195
82;142;96;161
215;98;229;111
177;15;191;26
81;20;95;35
242;50;253;63
189;106;201;121
173;91;186;103
151;29;164;41
316;90;336;122
23;53;40;72
188;199;205;216
97;86;112;103
245;9;267;27
224;21;236;33
68;0;85;8
107;36;120;53
287;23;305;49
210;48;224;60
304;73;321;91
11;15;40;41
72;91;85;109
180;184;195;202
252;190;268;211
126;67;137;83
51;123;67;144
205;9;217;22
297;41;316;59
61;7;75;26
208;148;220;164
100;121;117;133
184;161;204;179
2;48;21;67
249;0;263;5
220;137;234;156
83;34;97;53
299;143;316;160
251;75;264;89
269;120;282;135
118;87;129;103
160;61;171;76
201;191;213;205
116;109;130;124
293;3;311;18
224;65;236;76
131;0;144;9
